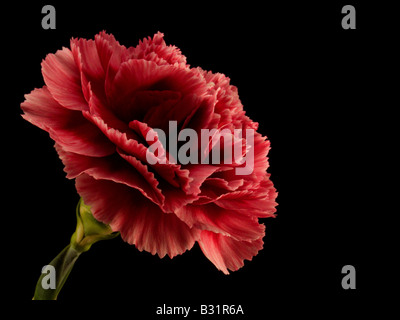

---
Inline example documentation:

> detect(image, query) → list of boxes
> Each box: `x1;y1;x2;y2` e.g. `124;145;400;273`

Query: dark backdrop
3;0;389;317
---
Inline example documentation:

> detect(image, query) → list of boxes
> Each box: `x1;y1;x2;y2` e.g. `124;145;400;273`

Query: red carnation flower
21;31;277;274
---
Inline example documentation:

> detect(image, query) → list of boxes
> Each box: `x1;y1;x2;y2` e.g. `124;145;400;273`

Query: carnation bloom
21;31;278;274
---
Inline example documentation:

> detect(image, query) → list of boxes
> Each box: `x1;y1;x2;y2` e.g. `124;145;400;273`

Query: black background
3;0;392;317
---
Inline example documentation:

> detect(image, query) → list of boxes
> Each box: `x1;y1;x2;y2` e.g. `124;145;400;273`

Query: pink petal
199;177;244;199
94;31;124;75
76;174;198;258
142;93;199;132
175;203;265;241
41;47;87;110
128;120;192;191
182;164;220;196
109;59;207;112
212;131;271;184
70;36;112;103
132;32;188;68
251;131;272;180
198;230;264;274
83;112;148;162
55;144;164;206
200;69;242;116
214;176;278;218
86;83;140;142
85;113;190;190
156;182;198;214
79;113;196;212
70;37;105;86
180;93;217;133
95;31;135;101
114;89;181;124
143;93;216;134
21;87;114;157
128;121;217;212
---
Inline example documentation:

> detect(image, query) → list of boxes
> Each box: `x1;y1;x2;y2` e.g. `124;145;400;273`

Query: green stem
33;245;82;300
32;198;119;300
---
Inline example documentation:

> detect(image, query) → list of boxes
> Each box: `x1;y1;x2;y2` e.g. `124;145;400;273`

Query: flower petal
175;203;265;241
214;176;278;218
76;174;198;258
21;87;114;157
182;164;220;196
199;177;244;200
41;47;87;110
94;31;124;75
109;59;207;112
71;37;105;86
71;35;117;103
198;230;264;274
55;144;164;206
115;89;181;124
132;32;188;68
95;31;135;101
85;114;191;193
143;93;216;134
